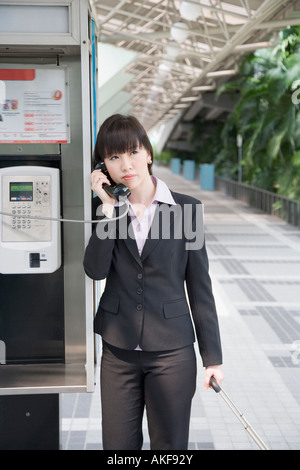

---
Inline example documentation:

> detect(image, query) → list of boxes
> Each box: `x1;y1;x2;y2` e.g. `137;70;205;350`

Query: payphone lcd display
10;182;33;201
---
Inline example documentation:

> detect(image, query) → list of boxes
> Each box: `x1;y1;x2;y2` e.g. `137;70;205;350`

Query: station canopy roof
91;0;300;138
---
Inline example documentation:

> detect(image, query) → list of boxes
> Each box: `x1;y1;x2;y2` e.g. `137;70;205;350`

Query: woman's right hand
90;169;115;216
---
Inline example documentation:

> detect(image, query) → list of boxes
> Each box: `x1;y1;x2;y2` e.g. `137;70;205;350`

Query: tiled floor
61;165;300;450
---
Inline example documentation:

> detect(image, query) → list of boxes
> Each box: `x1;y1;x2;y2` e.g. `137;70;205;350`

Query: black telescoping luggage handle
209;376;269;450
209;376;221;393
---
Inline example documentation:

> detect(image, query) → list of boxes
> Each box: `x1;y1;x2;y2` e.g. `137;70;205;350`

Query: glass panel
0;5;69;34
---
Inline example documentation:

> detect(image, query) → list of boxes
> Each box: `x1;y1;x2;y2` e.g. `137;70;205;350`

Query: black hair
93;114;153;174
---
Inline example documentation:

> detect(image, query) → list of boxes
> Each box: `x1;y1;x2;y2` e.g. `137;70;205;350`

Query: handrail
215;177;300;228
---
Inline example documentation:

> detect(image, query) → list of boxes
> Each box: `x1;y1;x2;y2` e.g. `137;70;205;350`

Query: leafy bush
190;27;300;200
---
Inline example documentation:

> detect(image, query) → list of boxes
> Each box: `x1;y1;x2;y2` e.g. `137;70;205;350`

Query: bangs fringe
101;126;141;159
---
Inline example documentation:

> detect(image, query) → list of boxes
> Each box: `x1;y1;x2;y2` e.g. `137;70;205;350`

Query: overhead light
151;85;165;93
158;61;172;73
170;22;189;43
165;44;180;59
180;1;202;21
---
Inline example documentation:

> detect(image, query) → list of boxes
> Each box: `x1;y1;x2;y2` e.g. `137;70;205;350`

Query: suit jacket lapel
115;205;142;267
123;223;142;267
115;193;181;265
141;201;181;262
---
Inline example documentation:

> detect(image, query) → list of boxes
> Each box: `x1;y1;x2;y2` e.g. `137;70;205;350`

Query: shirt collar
151;175;176;205
115;175;176;207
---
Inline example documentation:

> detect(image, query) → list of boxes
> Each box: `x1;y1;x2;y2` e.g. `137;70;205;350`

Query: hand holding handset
94;162;131;200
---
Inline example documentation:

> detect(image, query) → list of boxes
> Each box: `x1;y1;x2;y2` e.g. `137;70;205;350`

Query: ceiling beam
151;0;290;128
93;0;296;131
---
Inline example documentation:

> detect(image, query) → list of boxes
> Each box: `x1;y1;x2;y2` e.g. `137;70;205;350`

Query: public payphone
0;166;61;274
0;0;98;450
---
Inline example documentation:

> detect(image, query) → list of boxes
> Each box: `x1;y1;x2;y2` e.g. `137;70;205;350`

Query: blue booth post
183;160;195;180
200;164;215;190
171;157;181;174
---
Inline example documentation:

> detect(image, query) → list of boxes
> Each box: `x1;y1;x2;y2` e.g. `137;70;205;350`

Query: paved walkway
61;164;300;450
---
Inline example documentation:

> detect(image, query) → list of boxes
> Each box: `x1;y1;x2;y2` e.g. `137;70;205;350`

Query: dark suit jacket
83;191;222;367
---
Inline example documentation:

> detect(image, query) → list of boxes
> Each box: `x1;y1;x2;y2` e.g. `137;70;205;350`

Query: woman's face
104;145;152;191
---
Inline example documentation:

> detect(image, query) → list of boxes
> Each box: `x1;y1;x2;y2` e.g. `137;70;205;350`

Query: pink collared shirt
116;176;176;256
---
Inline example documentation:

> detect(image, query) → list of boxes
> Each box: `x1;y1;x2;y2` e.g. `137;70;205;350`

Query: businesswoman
83;114;223;450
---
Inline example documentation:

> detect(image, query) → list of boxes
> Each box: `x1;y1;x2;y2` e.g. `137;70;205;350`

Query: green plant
191;27;300;200
153;145;175;165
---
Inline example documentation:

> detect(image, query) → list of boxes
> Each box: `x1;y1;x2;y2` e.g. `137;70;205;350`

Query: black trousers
100;341;197;450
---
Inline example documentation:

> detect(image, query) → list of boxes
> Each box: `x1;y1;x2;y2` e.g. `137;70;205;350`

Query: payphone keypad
11;204;32;230
2;176;51;242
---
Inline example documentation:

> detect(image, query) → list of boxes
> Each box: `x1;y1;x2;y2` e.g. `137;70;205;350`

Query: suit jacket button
137;288;143;295
137;273;143;280
136;303;142;311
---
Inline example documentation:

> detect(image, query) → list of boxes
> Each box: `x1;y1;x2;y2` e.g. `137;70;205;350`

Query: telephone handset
94;162;131;200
